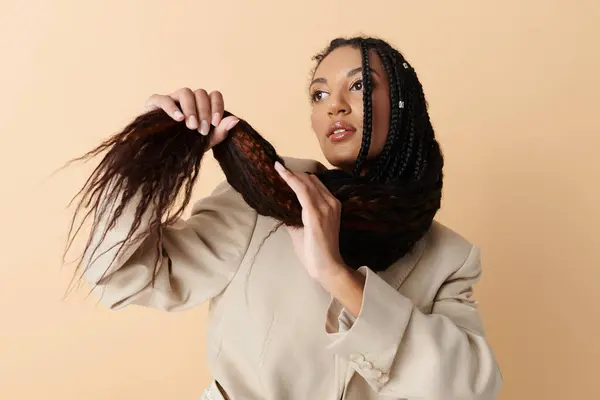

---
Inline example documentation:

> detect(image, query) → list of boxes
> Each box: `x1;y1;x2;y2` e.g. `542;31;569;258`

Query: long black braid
352;40;374;175
369;42;404;180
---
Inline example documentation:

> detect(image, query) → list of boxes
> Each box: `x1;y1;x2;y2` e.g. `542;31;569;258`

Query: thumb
207;116;239;149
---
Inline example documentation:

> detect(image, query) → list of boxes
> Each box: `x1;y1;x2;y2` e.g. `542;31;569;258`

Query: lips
327;120;357;137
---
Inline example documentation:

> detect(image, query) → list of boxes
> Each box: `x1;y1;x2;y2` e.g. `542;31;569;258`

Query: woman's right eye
311;91;329;102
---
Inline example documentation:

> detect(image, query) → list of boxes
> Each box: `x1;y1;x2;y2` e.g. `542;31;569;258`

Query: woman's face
310;46;390;171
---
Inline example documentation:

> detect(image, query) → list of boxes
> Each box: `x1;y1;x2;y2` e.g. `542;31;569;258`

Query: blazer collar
377;235;427;290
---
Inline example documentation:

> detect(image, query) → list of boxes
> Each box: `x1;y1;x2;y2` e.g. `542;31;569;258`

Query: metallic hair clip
399;101;405;109
402;62;409;69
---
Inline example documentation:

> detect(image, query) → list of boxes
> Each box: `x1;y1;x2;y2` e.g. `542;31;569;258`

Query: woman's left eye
350;79;363;91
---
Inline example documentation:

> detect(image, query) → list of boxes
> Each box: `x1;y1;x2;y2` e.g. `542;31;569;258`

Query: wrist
319;263;366;318
315;260;348;285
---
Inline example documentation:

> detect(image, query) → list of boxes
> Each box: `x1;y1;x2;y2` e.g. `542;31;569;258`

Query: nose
327;92;350;116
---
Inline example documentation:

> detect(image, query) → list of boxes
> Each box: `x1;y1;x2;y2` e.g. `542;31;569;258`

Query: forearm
318;263;366;318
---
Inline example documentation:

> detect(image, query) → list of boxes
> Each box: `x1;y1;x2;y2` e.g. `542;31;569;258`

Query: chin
323;150;359;171
323;148;385;174
319;135;361;171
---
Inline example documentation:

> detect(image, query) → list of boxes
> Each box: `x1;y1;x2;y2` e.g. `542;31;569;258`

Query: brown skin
309;46;390;172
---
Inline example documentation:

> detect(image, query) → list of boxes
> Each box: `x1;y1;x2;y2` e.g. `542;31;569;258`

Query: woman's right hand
144;88;240;150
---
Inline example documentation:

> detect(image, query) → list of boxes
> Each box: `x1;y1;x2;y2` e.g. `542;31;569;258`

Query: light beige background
1;1;598;399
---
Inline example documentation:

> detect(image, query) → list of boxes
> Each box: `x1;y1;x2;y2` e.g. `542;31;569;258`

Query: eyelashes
349;78;363;91
310;78;367;103
310;90;326;102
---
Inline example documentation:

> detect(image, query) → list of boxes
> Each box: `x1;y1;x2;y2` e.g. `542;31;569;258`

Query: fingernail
200;120;210;135
173;111;184;121
274;161;284;173
226;119;239;130
211;113;220;126
187;115;198;130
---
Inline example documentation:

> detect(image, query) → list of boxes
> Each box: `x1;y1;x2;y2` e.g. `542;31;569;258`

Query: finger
309;174;339;207
306;175;339;215
193;89;212;135
207;115;239;149
274;162;318;208
308;174;328;194
172;88;199;130
145;94;185;122
295;173;327;203
209;91;224;127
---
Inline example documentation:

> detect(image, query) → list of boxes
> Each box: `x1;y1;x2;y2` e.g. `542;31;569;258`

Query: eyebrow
310;67;378;87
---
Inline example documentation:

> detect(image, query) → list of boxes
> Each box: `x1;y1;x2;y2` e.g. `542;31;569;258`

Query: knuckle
178;89;195;107
297;185;309;195
197;107;211;117
332;205;341;215
212;97;224;108
194;88;208;97
145;94;161;109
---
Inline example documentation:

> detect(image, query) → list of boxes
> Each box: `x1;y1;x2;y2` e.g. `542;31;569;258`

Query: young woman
81;37;502;399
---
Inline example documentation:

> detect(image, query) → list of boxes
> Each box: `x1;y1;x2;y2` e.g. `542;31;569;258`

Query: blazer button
378;372;390;384
349;353;365;363
359;360;373;370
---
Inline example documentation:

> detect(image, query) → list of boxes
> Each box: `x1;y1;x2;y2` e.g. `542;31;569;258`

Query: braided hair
311;37;442;184
308;36;444;267
63;36;443;285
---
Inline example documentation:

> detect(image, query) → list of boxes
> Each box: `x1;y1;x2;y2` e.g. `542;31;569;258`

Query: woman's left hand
274;161;347;283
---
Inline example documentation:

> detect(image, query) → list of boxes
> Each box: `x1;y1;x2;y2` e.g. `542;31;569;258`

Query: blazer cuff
325;266;414;388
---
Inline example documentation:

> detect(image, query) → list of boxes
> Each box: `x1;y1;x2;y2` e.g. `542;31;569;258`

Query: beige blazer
83;157;503;400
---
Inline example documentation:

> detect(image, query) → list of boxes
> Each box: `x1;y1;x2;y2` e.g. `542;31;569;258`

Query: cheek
310;106;328;136
310;110;319;137
310;109;317;128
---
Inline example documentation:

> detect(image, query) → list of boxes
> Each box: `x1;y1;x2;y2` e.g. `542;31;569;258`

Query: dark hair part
63;36;443;291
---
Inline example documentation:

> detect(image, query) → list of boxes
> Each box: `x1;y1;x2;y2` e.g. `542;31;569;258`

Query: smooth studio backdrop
1;1;598;399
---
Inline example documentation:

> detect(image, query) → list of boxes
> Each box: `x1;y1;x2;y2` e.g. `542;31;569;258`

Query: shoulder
426;220;476;260
189;178;256;224
280;156;329;174
416;220;480;278
389;221;482;303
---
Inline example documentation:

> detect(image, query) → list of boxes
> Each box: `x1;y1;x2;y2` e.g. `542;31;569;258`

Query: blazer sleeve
81;180;258;311
324;246;503;399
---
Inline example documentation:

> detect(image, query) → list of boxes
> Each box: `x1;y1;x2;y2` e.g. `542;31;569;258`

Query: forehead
314;46;385;77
